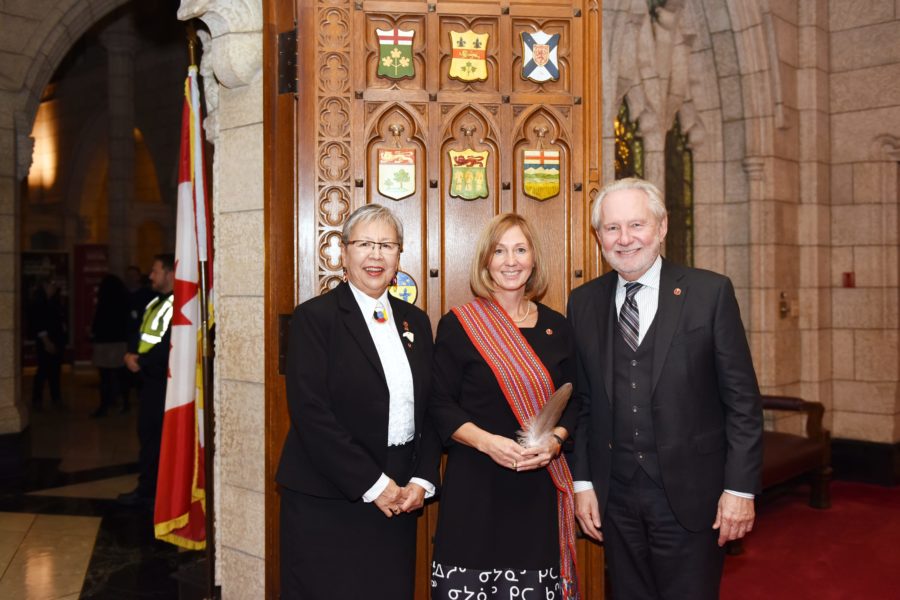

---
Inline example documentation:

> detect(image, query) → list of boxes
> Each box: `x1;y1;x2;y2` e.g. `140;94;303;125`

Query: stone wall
828;0;900;443
176;1;267;596
602;0;900;444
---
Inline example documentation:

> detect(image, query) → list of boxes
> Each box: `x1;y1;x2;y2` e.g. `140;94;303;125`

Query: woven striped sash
452;298;579;599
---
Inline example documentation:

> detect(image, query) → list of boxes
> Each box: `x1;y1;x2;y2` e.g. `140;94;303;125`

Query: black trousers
97;367;125;412
32;344;62;407
136;381;166;497
280;443;418;600
604;469;724;600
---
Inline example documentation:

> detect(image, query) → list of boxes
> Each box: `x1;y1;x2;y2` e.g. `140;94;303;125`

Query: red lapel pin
674;288;682;296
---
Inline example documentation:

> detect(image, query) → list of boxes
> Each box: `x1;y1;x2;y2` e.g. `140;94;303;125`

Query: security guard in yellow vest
119;253;175;507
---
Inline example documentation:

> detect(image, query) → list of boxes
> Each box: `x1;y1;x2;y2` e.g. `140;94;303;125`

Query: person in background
276;204;440;600
118;254;175;508
90;274;131;417
30;276;67;412
122;265;156;410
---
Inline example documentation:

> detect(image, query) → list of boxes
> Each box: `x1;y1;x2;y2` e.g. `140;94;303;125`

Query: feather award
517;382;573;448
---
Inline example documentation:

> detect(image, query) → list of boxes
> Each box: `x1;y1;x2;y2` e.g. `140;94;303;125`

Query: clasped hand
482;433;559;472
373;480;426;518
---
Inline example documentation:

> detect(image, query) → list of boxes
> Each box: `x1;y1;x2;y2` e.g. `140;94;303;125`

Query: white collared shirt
614;255;662;345
347;282;434;502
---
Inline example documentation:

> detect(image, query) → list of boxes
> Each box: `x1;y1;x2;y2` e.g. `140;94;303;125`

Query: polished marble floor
0;368;207;599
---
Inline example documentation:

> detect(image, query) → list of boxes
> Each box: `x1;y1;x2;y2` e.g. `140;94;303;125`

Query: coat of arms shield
449;149;489;200
523;149;560;200
449;30;489;82
521;31;560;83
389;271;418;304
378;148;416;200
376;28;415;79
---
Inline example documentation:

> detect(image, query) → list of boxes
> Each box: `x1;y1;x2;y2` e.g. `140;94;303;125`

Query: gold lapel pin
674;288;682;296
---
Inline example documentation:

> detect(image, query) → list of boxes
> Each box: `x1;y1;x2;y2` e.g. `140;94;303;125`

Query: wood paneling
264;0;298;598
265;0;604;597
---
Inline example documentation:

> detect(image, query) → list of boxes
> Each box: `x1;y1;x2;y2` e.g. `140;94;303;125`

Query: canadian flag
154;65;212;549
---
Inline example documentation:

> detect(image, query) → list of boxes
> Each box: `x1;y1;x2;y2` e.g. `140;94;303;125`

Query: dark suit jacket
567;260;763;531
276;282;441;501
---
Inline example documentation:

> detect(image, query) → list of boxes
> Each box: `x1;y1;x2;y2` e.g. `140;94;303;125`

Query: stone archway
600;0;789;391
0;0;131;434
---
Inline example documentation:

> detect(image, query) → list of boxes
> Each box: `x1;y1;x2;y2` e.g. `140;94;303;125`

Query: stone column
178;1;264;595
100;16;137;276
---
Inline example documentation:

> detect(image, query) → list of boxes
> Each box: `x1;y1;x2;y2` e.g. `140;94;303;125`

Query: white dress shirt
573;257;752;499
346;282;435;502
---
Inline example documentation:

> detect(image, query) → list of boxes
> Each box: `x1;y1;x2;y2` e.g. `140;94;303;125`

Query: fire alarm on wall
842;272;855;288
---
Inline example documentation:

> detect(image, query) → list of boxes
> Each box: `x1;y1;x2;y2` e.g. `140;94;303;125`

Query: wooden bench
760;394;832;508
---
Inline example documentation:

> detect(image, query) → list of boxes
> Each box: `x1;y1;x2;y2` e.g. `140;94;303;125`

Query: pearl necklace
511;301;531;324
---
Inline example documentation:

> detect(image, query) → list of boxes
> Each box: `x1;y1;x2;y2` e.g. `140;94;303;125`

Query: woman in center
430;213;580;599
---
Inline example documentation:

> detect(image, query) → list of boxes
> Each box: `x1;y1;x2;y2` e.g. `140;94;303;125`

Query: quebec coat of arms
449;30;489;82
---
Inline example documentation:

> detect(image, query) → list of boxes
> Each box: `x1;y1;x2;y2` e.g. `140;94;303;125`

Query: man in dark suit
567;178;763;599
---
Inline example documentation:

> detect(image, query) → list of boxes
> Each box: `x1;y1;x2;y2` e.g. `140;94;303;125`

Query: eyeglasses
346;240;402;255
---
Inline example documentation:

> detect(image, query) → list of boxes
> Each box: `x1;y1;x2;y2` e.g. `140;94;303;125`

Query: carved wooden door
295;0;604;597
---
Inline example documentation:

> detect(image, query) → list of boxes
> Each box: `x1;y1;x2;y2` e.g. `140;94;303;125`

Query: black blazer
567;260;763;531
276;282;441;500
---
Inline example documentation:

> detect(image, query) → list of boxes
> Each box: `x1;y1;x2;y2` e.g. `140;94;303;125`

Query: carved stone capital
871;134;900;161
178;0;262;89
742;156;765;180
197;29;221;144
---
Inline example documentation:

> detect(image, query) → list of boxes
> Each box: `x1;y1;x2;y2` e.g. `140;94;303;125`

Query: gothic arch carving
439;105;501;207
12;0;131;177
364;104;428;204
511;106;573;205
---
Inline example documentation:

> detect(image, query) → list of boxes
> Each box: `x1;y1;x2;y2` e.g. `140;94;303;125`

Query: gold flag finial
187;21;199;68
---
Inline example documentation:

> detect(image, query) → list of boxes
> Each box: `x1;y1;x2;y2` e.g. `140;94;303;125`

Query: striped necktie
618;282;642;351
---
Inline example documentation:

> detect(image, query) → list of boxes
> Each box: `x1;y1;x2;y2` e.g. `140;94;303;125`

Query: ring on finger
513;461;517;469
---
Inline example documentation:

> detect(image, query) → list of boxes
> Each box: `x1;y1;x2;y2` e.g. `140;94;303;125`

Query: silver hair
341;203;404;248
590;177;667;231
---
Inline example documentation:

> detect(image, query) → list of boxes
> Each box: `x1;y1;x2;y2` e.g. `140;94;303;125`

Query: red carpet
722;482;900;599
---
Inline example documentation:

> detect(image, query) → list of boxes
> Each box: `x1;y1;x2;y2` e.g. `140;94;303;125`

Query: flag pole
188;22;219;600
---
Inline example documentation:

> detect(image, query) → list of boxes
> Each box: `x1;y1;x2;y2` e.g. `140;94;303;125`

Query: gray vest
611;316;662;486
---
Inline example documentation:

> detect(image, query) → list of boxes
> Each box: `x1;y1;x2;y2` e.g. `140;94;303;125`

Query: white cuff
408;477;435;499
573;480;594;493
724;489;754;499
362;473;390;503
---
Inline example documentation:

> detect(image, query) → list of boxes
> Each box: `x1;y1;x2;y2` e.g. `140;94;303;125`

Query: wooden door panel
364;104;430;293
281;0;604;598
511;105;573;313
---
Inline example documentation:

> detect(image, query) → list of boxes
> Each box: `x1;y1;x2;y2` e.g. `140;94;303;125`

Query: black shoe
91;408;108;418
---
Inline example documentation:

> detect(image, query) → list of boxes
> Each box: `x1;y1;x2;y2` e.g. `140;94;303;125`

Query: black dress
430;303;577;597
